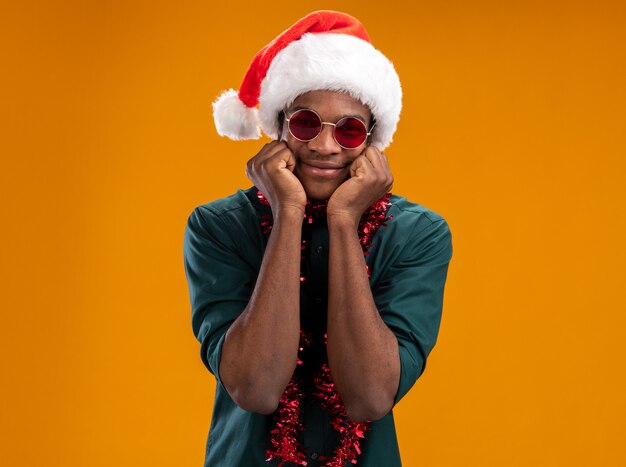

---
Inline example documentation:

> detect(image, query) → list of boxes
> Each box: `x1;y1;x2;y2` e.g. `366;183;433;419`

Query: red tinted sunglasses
285;108;375;149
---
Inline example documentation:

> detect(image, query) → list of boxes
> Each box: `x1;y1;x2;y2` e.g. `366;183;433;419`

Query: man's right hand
222;140;305;414
246;141;306;215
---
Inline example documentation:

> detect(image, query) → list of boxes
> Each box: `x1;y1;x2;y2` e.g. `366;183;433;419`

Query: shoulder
185;187;267;243
367;193;453;285
368;193;452;275
387;193;450;238
184;187;268;263
188;187;266;226
192;187;259;219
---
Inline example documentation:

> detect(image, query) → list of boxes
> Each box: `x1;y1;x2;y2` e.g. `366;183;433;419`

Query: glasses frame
284;108;376;150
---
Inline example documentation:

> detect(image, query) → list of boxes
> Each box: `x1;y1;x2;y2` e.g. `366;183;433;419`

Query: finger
274;146;297;172
350;154;374;177
260;140;289;161
247;141;283;168
365;147;393;182
363;146;387;170
376;152;393;190
250;142;291;173
361;148;393;191
360;152;377;170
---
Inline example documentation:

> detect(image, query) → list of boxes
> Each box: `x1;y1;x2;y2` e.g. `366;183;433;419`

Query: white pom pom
212;89;261;140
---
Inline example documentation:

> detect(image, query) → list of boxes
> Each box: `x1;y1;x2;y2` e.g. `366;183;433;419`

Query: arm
219;141;306;414
326;146;454;421
327;212;453;422
326;146;397;421
219;207;303;414
327;215;400;422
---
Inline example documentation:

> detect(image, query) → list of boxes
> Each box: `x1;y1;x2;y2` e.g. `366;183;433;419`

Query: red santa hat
212;10;402;150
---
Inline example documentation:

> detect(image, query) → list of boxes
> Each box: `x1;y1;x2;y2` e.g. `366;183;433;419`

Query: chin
302;181;338;201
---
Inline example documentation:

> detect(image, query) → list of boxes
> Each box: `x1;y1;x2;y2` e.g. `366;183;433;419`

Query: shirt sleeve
373;217;453;406
183;206;257;384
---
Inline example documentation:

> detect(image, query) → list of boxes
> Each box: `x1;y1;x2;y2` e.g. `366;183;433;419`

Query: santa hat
212;10;402;150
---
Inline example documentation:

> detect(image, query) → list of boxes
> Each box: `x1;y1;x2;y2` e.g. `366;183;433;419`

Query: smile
298;160;347;178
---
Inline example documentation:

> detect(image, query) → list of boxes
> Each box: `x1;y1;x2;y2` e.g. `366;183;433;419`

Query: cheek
287;140;309;159
344;151;362;166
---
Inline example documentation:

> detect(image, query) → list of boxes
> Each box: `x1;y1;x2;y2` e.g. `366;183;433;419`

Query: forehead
289;90;371;121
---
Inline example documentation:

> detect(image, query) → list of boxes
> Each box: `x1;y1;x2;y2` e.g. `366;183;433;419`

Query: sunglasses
285;108;375;150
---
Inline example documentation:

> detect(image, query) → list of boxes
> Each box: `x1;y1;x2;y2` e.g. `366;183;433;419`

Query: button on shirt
183;187;453;467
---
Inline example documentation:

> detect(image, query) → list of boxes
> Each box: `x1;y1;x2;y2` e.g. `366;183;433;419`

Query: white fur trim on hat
258;33;402;150
213;89;261;140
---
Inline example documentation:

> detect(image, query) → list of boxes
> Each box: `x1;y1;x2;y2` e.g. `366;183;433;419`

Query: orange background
1;1;625;466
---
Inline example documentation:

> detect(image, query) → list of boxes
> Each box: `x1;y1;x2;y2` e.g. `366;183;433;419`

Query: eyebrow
288;105;370;124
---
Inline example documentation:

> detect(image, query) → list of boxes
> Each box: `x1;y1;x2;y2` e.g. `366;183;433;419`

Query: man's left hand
327;146;393;224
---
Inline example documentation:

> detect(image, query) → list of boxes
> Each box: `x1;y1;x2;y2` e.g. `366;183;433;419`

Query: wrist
327;211;360;230
274;204;305;224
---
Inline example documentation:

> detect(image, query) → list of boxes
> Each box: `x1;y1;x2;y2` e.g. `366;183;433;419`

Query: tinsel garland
256;190;393;466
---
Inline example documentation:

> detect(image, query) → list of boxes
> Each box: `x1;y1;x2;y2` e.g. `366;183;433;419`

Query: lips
298;160;347;178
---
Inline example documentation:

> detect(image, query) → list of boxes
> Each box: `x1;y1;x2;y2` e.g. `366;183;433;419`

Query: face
280;90;372;201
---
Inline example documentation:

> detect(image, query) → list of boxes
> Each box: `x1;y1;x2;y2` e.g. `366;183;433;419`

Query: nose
308;123;341;155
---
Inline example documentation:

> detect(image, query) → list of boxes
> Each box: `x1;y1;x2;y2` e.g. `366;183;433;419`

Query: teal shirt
183;187;453;467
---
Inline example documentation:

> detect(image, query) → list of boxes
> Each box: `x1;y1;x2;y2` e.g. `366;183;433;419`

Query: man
184;10;453;467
